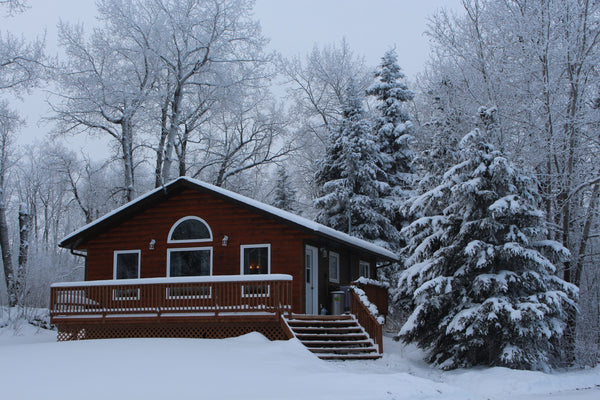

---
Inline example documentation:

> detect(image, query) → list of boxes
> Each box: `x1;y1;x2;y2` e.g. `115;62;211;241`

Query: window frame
166;246;213;278
358;260;371;279
166;246;213;300
240;244;271;298
112;250;141;300
113;250;141;280
167;216;213;244
239;244;271;275
328;251;340;283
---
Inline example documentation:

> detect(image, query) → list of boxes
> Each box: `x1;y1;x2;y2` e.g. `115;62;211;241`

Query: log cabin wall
314;244;378;313
80;188;314;314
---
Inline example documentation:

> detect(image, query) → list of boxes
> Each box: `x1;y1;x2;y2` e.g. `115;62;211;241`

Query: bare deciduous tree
51;4;158;202
281;39;371;203
191;90;294;188
0;102;21;306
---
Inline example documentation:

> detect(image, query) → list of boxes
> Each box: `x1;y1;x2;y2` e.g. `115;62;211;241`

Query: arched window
168;216;212;243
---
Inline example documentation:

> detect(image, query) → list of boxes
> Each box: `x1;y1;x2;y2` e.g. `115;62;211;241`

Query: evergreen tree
397;129;578;371
272;165;298;213
366;49;415;228
413;88;462;196
314;82;399;245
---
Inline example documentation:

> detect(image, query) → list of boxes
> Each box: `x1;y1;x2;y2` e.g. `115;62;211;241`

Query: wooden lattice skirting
55;318;289;342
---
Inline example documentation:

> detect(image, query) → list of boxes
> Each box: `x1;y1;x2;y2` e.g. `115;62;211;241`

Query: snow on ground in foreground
0;324;598;400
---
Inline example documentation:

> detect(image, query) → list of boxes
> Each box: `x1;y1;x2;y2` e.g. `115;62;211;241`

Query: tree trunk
573;181;599;288
121;118;135;202
154;92;171;188
177;126;190;177
17;203;30;304
0;188;16;307
162;83;184;185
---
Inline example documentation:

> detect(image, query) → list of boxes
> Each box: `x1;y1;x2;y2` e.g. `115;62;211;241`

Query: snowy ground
0;322;598;400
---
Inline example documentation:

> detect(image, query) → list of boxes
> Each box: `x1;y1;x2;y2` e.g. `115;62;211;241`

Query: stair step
288;314;353;321
287;320;357;328
299;339;373;347
296;333;368;341
307;347;378;354
291;326;363;334
317;353;382;360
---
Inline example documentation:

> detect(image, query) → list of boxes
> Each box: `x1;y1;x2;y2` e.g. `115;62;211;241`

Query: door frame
304;245;319;314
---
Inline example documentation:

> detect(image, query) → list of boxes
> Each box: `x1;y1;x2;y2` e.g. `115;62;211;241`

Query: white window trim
166;247;213;300
239;244;271;275
113;250;141;300
166;247;213;277
329;251;340;283
359;260;371;279
167;216;213;244
113;250;141;280
240;244;271;298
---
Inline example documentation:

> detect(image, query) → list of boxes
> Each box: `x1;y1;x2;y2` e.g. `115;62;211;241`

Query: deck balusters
50;276;293;320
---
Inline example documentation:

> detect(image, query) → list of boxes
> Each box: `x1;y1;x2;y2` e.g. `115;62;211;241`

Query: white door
305;245;319;314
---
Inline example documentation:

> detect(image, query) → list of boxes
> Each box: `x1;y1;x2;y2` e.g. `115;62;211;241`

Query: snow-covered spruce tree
397;129;578;370
272;165;298;213
366;49;415;229
314;81;399;245
365;49;415;306
413;87;462;196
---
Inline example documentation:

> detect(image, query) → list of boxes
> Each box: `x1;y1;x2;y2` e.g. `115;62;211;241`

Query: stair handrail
350;288;383;354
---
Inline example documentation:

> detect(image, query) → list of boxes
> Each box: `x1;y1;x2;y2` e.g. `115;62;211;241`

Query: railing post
214;283;219;316
273;280;280;317
287;280;292;318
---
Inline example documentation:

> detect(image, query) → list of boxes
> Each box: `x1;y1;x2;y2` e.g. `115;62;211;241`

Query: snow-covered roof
59;176;398;261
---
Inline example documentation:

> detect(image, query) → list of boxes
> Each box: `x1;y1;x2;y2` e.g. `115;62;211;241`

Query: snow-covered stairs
284;314;381;360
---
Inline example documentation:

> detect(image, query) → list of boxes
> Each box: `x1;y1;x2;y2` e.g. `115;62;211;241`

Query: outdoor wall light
149;239;156;250
222;235;229;246
320;248;328;258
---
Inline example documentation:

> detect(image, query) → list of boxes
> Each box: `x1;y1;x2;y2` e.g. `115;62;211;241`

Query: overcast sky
3;0;464;148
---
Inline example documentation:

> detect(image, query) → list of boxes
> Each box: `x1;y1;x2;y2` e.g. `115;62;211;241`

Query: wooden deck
50;275;293;341
49;275;385;358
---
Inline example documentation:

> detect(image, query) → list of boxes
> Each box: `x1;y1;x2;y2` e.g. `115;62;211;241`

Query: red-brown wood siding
80;189;314;313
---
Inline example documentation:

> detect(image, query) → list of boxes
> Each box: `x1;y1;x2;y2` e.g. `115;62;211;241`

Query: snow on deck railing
352;286;385;325
354;277;390;288
51;274;293;288
50;274;294;320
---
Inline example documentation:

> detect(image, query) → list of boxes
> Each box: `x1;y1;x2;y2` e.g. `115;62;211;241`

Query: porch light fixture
222;235;229;247
320;247;328;258
149;239;156;250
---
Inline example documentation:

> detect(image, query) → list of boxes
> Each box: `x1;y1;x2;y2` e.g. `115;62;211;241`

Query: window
168;216;212;243
114;250;140;279
113;250;140;299
241;244;270;275
358;260;371;279
329;251;340;283
168;248;212;277
167;247;212;298
241;244;270;297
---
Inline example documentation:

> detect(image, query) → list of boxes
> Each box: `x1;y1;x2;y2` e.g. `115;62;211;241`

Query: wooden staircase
284;314;381;360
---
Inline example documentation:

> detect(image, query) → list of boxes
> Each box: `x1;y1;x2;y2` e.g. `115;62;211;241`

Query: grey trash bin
330;291;345;315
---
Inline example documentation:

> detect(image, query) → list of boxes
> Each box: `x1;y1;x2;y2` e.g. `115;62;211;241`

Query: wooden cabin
50;177;397;359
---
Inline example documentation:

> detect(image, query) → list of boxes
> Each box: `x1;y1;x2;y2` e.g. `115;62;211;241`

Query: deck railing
50;274;293;320
353;280;389;317
350;289;383;354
